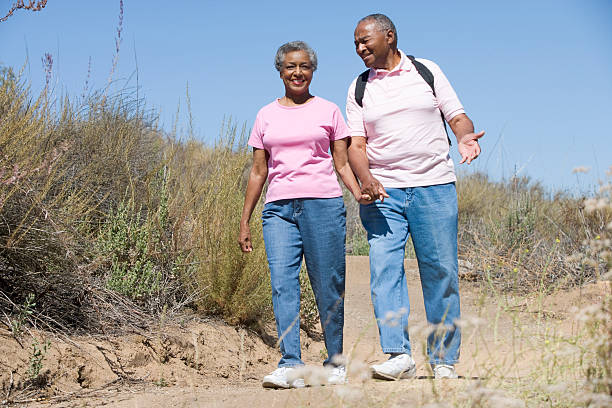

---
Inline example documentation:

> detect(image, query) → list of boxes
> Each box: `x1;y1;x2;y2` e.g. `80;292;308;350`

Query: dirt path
5;256;608;407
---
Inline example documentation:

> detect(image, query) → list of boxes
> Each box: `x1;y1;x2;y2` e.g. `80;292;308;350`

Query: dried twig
1;0;48;23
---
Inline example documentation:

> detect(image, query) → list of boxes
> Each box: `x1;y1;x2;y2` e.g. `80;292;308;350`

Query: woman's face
279;50;313;96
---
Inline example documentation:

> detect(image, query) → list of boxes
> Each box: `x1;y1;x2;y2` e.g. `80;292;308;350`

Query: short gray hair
274;41;318;72
358;13;398;47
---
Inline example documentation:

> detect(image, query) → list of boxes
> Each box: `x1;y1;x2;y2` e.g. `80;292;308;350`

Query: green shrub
99;199;160;299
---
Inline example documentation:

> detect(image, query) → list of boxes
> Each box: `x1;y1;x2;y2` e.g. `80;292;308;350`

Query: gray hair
358;13;398;47
274;41;318;72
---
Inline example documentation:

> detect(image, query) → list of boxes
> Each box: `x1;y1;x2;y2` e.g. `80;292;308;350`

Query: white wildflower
423;403;452;408
334;385;363;401
292;365;327;386
545;382;569;394
573;166;591;174
346;358;370;382
488;395;526;408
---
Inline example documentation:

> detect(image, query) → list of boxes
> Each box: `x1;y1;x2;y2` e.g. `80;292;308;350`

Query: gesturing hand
238;224;253;252
458;130;485;164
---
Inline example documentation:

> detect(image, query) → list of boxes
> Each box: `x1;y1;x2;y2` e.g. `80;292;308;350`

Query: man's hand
360;176;389;203
458;131;484;164
238;223;253;252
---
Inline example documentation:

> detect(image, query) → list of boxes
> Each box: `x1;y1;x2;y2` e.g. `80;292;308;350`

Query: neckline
275;96;317;109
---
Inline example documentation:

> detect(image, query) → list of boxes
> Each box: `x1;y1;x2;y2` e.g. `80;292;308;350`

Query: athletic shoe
433;364;458;379
262;367;306;389
371;354;416;380
327;365;347;385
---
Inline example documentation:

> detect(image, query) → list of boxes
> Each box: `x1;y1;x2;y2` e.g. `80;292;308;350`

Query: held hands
458;131;485;164
238;223;253;252
357;176;389;204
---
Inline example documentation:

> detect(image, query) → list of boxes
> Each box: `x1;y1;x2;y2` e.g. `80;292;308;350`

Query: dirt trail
3;256;609;407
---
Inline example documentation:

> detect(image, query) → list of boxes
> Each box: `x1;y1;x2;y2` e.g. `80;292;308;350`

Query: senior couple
239;13;484;389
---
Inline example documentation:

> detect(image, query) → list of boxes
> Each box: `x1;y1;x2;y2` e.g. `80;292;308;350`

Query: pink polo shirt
249;96;349;203
346;50;465;188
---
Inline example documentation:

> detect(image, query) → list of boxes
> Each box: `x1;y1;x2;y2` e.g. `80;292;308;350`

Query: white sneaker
433;364;458;379
371;354;416;380
327;366;347;385
262;367;306;389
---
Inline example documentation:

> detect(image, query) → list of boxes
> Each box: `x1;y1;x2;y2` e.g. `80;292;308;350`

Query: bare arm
448;113;485;165
347;136;389;202
238;148;268;252
330;138;369;203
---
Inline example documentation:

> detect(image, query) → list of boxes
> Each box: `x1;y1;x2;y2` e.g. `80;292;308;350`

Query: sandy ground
1;256;609;407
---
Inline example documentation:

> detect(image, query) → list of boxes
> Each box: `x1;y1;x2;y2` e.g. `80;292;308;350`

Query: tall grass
455;172;610;293
0;66;272;333
171;122;272;325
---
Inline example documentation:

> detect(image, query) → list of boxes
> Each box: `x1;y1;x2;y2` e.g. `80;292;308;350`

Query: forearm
347;142;374;185
335;162;362;199
240;172;266;226
449;114;475;142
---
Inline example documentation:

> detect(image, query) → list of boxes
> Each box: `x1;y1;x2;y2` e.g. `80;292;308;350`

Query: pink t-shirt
346;50;465;188
248;96;350;203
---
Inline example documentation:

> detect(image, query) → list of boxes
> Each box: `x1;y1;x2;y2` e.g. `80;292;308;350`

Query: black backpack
354;55;451;146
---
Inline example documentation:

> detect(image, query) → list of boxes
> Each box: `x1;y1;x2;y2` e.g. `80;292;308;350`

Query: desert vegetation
0;62;611;406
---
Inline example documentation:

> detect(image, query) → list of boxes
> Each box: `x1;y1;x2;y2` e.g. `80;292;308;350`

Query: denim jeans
359;183;461;366
262;197;346;367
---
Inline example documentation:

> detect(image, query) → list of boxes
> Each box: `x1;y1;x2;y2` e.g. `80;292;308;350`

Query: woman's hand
355;192;374;205
238;223;253;252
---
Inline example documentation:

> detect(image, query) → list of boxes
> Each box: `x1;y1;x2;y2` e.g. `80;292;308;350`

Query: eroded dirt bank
1;256;608;407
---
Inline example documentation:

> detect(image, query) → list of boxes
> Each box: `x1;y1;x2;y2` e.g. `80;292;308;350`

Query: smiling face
279;50;313;97
354;20;395;69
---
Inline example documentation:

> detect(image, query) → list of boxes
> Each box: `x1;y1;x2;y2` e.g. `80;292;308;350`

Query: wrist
360;171;375;184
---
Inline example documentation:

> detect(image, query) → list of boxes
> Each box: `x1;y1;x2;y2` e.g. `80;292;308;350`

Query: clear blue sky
1;0;611;193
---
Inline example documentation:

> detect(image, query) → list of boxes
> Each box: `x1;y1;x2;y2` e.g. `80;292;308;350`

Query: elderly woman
239;41;365;388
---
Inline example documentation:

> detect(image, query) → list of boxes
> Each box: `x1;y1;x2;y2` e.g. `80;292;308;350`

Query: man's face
279;50;313;96
354;20;394;69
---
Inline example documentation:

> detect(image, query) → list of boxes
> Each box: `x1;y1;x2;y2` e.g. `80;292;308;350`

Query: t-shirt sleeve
248;110;265;149
330;105;350;141
420;59;465;122
345;78;367;138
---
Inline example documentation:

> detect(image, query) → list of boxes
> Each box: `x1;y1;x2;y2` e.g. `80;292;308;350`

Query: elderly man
346;13;484;380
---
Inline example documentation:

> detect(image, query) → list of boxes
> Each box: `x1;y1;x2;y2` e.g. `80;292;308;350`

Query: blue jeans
262;197;346;367
359;183;461;366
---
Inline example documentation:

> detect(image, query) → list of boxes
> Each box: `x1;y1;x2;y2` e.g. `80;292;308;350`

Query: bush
456;172;611;292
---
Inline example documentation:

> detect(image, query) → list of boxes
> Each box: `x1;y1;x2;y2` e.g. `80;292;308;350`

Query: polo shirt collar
370;50;412;78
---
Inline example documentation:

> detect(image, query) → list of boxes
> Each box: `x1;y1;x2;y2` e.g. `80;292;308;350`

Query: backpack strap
407;55;452;146
354;69;370;108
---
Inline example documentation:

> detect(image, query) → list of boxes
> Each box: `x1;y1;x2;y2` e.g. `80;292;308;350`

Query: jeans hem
429;359;459;366
278;363;305;368
382;348;410;354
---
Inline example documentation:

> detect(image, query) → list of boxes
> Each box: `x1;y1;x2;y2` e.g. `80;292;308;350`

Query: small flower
572;166;590;174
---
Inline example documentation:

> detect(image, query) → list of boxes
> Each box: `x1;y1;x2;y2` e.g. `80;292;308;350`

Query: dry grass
0;66;273;335
1;62;611;406
455;172;610;293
